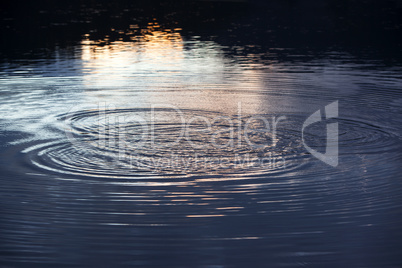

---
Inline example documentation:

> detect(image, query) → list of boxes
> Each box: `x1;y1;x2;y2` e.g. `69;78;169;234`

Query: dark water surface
1;1;402;267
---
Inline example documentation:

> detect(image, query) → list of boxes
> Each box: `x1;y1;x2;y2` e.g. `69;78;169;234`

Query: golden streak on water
186;214;225;218
78;21;268;115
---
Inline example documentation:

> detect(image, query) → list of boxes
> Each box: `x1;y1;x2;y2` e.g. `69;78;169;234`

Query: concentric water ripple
1;2;402;266
21;108;306;179
15;106;401;183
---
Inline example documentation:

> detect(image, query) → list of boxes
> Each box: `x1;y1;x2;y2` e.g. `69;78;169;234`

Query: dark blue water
1;1;402;267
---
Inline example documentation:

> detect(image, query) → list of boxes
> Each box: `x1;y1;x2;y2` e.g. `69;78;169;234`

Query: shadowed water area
1;0;402;267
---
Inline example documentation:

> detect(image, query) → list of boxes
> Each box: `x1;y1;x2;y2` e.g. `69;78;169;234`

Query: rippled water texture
1;4;402;267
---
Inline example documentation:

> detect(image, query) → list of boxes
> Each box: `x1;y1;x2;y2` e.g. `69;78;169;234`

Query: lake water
1;1;402;267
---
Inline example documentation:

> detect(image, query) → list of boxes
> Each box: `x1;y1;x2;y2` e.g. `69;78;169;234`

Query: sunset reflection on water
1;4;402;265
79;21;266;114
